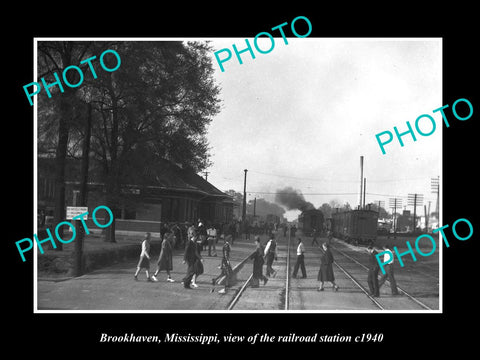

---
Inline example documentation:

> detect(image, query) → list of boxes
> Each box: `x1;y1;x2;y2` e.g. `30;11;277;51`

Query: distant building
37;157;233;234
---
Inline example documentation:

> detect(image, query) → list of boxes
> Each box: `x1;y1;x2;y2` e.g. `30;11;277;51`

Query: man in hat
367;246;380;297
264;234;278;277
292;238;307;278
182;236;201;289
378;244;399;295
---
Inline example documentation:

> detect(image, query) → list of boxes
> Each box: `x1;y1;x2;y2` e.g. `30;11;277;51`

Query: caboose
331;209;378;245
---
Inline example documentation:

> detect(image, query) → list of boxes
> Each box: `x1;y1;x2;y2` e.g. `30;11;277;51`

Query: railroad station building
37;156;234;234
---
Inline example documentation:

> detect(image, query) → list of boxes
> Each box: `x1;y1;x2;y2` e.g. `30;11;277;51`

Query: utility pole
375;200;385;212
359;156;364;209
253;197;256;217
431;176;439;215
389;198;402;238
203;171;209;181
424;204;428;231
427;201;431;231
363;177;366;209
408;193;423;233
242;169;248;222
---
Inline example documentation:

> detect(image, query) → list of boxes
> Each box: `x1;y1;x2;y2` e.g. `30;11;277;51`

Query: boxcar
298;209;325;237
331;209;378;245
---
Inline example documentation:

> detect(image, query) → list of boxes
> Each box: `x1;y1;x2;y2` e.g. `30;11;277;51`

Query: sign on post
66;206;89;220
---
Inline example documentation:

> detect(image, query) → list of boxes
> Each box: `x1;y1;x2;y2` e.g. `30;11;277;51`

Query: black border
6;6;478;354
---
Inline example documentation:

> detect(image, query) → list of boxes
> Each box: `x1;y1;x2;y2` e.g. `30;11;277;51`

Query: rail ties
284;230;291;310
317;246;385;310
227;232;291;311
332;243;433;311
227;273;253;310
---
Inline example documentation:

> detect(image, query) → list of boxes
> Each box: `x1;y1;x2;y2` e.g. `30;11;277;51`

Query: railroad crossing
37;230;439;311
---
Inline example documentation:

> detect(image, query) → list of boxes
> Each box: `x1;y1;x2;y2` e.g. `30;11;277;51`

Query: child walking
134;233;153;281
211;235;233;294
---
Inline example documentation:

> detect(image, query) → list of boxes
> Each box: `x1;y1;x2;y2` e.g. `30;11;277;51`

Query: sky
205;38;442;221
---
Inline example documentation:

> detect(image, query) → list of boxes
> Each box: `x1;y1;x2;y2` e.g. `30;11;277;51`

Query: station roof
38;156;231;200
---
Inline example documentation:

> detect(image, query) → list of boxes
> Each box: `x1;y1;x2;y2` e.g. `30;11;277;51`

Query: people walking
134;233;153;281
211;235;233;294
264;235;277;277
292;238;307;278
182;236;202;289
378;245;399;295
317;243;339;291
250;236;268;287
152;233;175;283
207;223;217;257
367;246;380;297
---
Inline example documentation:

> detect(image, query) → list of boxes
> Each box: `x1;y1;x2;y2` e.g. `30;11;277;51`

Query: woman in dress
191;235;204;288
317;242;339;291
152;232;175;283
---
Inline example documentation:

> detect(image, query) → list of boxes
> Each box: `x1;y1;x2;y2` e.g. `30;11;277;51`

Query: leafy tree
86;41;221;242
38;40;222;244
318;203;333;218
246;198;286;218
37;41;101;250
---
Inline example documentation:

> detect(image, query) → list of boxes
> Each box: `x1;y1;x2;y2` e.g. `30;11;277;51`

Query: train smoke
274;186;315;212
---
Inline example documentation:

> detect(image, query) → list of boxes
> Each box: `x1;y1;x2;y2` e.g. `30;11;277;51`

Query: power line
246;191;360;196
245;191;436;204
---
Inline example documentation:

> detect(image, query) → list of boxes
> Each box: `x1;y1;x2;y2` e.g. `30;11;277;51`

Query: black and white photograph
6;7;479;354
33;37;442;312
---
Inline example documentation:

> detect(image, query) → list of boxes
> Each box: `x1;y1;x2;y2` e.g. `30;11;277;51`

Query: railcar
331;209;378;245
298;209;325;237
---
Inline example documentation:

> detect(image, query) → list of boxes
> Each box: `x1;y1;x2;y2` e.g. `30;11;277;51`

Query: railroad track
318;245;385;310
226;233;434;311
329;242;434;310
227;231;292;311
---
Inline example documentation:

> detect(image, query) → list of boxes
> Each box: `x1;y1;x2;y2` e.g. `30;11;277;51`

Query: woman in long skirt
191;237;204;288
317;242;339;291
152;233;175;283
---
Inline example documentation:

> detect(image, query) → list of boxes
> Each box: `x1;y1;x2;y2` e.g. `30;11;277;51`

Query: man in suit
378;245;399;295
264;235;278;277
367;246;380;297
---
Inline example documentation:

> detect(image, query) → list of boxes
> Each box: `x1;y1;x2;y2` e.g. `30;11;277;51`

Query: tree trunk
53;97;72;251
103;187;117;243
52;44;76;251
72;103;92;276
103;83;118;243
